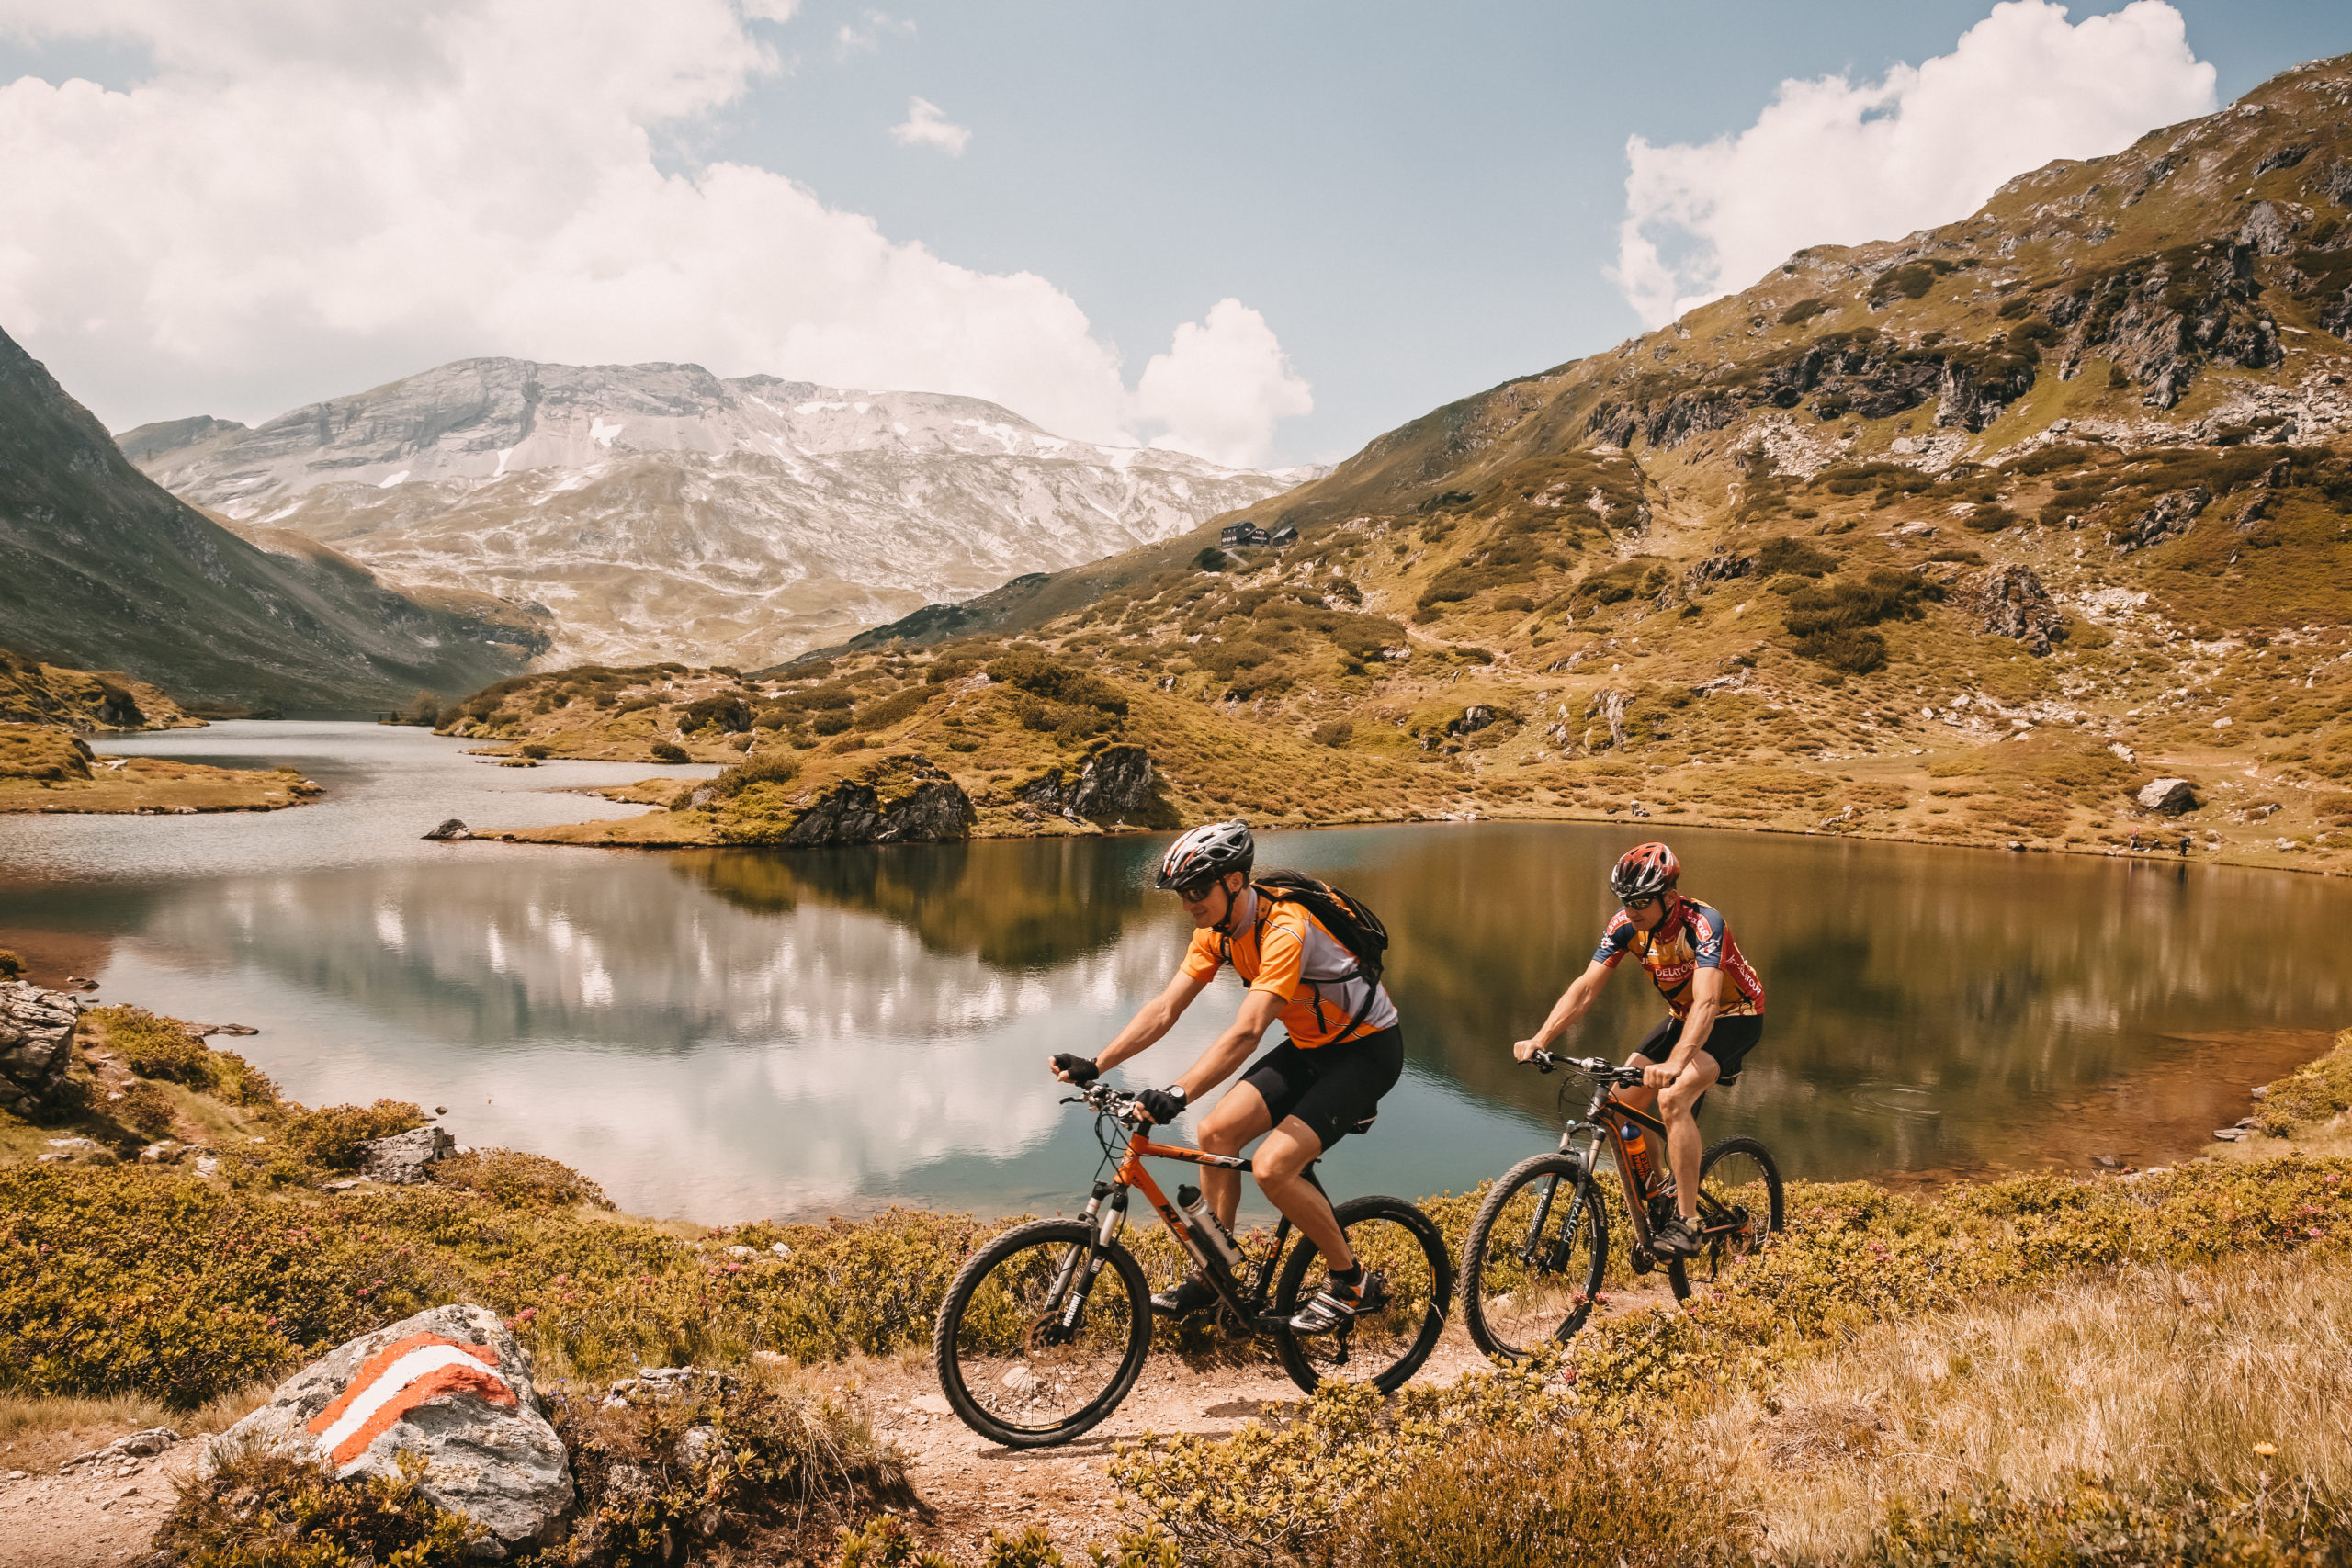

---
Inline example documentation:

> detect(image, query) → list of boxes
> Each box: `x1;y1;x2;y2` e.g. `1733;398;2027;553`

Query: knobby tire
933;1219;1153;1449
1271;1194;1453;1394
1460;1152;1609;1360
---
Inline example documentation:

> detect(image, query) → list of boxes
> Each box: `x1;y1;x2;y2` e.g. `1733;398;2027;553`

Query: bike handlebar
1525;1049;1646;1087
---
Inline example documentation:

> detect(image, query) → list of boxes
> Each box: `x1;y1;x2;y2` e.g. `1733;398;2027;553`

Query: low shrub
428;1148;611;1210
279;1100;426;1169
702;753;802;804
2255;1028;2352;1135
0;950;19;978
649;741;690;763
1866;1479;2352;1567
854;687;931;731
113;1079;177;1139
985;652;1129;716
91;1006;216;1087
520;743;551;760
1310;720;1354;749
1757;536;1838;578
552;1371;913;1566
148;1448;480;1566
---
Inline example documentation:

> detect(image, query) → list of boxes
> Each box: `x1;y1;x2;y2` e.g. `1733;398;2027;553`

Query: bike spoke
1467;1168;1602;1358
949;1237;1144;1436
1279;1203;1448;1391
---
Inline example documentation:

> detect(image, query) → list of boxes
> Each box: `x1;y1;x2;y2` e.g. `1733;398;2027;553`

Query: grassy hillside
752;57;2352;877
0;327;547;712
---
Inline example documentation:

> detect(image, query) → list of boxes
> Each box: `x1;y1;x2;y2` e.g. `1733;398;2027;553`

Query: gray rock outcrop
1967;565;2069;655
359;1124;456;1184
781;757;975;846
2110;486;2211;551
2137;778;2200;815
0;980;80;1114
423;818;472;840
211;1303;571;1552
1021;745;1157;821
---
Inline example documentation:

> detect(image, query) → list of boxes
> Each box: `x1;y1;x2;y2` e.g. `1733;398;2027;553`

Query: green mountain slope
783;55;2352;874
0;328;548;712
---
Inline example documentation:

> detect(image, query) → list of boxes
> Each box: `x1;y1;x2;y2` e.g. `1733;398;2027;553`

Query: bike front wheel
1460;1152;1609;1361
933;1219;1152;1449
1272;1195;1453;1395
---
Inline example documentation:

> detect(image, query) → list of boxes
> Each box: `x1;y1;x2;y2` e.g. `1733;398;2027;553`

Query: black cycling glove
1127;1085;1188;1126
1050;1053;1100;1086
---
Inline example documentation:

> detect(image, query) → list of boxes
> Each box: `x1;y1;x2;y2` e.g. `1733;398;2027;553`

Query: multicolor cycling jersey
1593;896;1765;1019
1181;887;1398;1048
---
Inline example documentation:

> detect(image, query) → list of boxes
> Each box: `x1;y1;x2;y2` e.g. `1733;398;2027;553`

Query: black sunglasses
1174;877;1222;902
1622;893;1663;912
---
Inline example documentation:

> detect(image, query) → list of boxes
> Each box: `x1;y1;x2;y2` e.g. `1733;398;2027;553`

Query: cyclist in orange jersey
1048;819;1403;1333
1512;841;1765;1258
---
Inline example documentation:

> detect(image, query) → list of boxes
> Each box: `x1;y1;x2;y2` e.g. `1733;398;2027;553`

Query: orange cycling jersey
1181;887;1399;1048
1593;896;1765;1019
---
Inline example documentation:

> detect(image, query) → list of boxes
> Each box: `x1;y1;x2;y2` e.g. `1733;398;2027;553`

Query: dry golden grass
0;754;321;815
0;1382;271;1472
1702;1251;2352;1563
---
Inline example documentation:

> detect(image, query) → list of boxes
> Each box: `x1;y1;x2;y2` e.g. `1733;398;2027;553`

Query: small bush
1310;720;1354;749
114;1080;178;1139
149;1448;480;1567
854;687;930;731
681;695;752;734
520;743;551;759
2255;1028;2352;1135
279;1100;426;1170
649;741;689;763
984;652;1129;716
1780;297;1832;327
1194;547;1229;571
0;949;19;978
834;1516;953;1567
428;1148;612;1210
91;1006;217;1088
1757;536;1839;578
556;1372;914;1566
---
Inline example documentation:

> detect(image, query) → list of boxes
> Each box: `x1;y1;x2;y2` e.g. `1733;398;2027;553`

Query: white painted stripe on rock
314;1345;513;1463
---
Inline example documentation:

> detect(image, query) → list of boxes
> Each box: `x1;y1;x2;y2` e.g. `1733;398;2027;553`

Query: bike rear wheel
933;1219;1152;1448
1460;1152;1609;1361
1692;1134;1783;1279
1272;1195;1453;1395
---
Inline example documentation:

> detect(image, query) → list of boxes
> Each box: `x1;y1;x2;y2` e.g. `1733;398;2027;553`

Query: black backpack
1223;869;1392;1040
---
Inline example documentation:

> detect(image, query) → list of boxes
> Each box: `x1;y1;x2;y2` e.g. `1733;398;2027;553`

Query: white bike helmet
1156;818;1255;892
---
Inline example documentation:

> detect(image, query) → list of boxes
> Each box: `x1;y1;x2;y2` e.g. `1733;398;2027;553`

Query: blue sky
1;1;2346;467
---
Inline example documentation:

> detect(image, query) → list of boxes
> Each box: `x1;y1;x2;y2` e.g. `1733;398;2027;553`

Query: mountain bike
1459;1051;1783;1362
933;1080;1453;1448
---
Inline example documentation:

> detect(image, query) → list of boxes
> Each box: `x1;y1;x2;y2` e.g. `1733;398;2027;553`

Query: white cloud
833;7;914;60
889;96;969;155
1136;299;1314;469
1608;0;2218;328
0;0;1307;464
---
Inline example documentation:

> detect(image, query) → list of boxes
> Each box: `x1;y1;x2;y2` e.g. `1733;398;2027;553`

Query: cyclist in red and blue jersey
1511;842;1764;1258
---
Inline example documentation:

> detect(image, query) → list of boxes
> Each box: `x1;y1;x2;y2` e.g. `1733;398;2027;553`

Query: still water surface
2;723;2345;1222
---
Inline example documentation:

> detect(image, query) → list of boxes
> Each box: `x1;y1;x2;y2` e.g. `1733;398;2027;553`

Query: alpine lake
2;721;2343;1224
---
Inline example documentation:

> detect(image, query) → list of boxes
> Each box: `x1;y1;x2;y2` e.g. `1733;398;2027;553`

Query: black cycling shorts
1632;1013;1764;1084
1237;1025;1405;1153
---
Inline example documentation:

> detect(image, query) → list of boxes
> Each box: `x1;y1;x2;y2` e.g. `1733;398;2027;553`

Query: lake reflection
2;725;2345;1221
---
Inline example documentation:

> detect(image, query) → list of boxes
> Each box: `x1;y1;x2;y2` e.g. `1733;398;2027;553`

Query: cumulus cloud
1609;0;2217;328
890;96;969;155
1136;299;1314;469
0;0;1308;464
833;7;914;60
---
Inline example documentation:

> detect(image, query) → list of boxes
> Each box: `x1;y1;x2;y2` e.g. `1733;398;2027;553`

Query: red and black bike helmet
1609;841;1680;902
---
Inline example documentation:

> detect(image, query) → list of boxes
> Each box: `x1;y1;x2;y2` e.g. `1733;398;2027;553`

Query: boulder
210;1303;571;1552
2137;778;2199;815
1448;705;1500;738
423;818;472;841
1069;745;1154;818
359;1124;456;1184
1966;565;2068;656
0;979;80;1115
38;1136;116;1167
779;756;974;846
2109;485;2211;551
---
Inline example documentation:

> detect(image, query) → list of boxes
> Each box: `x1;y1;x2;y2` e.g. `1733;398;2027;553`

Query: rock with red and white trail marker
208;1303;571;1551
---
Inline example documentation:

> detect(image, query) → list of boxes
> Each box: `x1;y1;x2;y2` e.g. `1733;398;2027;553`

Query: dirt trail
0;1442;202;1568
0;1284;1685;1565
839;1282;1684;1560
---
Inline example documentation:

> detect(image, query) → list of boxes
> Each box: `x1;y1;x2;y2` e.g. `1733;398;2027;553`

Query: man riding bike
1047;818;1404;1333
1511;842;1765;1258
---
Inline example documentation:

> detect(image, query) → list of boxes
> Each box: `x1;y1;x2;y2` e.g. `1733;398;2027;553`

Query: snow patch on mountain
121;357;1316;668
